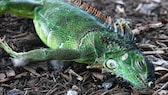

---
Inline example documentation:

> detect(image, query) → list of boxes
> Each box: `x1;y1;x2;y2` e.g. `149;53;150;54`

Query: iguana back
34;0;109;49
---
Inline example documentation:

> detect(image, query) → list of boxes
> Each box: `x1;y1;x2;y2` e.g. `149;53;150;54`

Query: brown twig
153;82;168;95
23;66;41;77
156;73;168;84
132;22;163;34
142;50;165;55
68;69;83;81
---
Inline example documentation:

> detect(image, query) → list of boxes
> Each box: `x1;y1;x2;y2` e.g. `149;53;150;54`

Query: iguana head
96;26;155;89
94;19;155;89
93;30;155;89
102;49;155;89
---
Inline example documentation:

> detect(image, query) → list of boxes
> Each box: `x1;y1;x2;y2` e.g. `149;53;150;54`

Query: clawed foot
0;36;6;43
0;36;18;57
0;36;29;66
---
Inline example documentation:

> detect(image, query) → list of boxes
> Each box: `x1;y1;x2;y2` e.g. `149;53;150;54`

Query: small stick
142;50;165;55
156;73;168;84
68;69;83;81
132;22;163;34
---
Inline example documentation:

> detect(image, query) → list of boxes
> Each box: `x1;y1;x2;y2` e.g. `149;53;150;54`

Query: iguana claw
0;40;18;57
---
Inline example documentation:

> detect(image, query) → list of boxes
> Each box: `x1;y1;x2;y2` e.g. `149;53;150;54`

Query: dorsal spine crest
67;0;134;41
68;0;113;28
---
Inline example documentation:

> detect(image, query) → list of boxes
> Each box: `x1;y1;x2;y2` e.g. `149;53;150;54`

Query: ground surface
0;0;168;95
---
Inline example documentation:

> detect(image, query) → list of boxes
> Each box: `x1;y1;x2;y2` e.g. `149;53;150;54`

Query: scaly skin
0;0;155;89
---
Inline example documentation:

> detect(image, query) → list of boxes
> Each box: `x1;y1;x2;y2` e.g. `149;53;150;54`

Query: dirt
0;0;168;95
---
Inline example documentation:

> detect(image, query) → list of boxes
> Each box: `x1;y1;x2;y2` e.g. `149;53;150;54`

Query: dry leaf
5;67;15;77
135;1;160;15
92;72;105;81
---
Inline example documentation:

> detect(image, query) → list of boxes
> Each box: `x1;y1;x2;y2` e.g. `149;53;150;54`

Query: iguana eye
105;59;118;69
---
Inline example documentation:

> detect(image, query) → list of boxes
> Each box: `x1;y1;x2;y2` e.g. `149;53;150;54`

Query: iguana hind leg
0;41;80;66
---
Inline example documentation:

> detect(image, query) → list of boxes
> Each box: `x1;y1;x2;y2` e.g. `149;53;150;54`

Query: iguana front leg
0;41;80;66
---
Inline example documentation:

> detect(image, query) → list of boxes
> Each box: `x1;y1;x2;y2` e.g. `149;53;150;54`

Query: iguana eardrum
0;0;155;89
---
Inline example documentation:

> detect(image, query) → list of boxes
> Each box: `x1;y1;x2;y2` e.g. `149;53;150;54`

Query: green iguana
0;0;155;89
